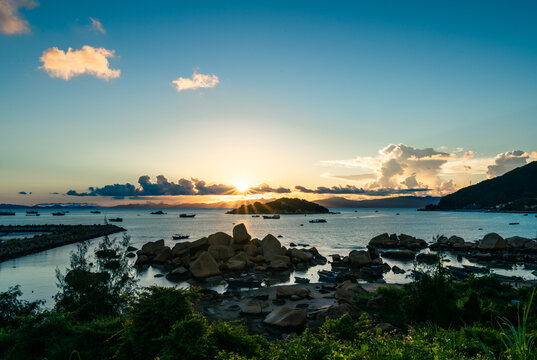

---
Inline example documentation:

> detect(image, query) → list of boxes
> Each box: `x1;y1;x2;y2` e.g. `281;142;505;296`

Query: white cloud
0;0;37;35
486;150;537;178
39;45;120;80
171;70;219;92
89;17;105;34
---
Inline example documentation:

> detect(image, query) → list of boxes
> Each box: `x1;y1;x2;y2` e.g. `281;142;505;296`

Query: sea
1;208;536;306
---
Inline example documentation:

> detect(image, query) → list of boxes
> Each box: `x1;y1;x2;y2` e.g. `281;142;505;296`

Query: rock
391;265;405;274
251;255;265;263
416;252;439;265
140;239;165;256
269;260;289;270
276;286;310;299
208;244;234;261
264;307;307;328
452;242;475;250
232;223;251;244
436;235;449;245
251;238;262;247
261;234;283;261
226;252;249;271
241;299;270;315
398;234;427;250
448;236;465;245
335;280;366;303
332;254;341;262
254;265;268;271
376;323;398;333
479;233;507;250
172;242;190;257
369;233;397;247
288;248;313;262
127;246;138;252
208;232;232;246
126;252;136;258
244;244;258;257
289;242;297;247
166;266;190;281
135;254;151;267
153;246;172;264
367;246;380;259
371;258;383;265
506;236;533;248
189;251;221;279
190;237;209;254
348;250;371;267
381;250;415;261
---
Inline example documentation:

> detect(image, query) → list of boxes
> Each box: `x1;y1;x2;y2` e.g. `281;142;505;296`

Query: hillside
435;161;537;210
316;196;441;208
226;197;329;214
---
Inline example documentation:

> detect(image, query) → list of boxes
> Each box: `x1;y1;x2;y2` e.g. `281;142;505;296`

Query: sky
1;0;537;205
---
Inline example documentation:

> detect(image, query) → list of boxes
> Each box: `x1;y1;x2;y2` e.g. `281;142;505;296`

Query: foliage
54;234;137;320
0;285;43;328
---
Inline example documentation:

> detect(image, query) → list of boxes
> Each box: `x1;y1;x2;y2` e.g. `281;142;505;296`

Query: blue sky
1;1;537;204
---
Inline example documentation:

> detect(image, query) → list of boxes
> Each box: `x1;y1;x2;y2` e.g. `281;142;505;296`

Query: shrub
0;285;43;328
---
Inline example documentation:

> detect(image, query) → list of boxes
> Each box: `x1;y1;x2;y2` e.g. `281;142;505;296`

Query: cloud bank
486;150;537;178
0;0;37;35
39;45;120;80
89;17;105;34
294;185;428;196
248;183;291;194
171;70;219;91
67;176;287;197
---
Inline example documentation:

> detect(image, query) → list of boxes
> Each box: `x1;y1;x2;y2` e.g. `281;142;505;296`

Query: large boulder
335;280;366;303
416;252;439;265
244;244;259;257
381;250;416;261
140;239;165;256
241;299;270;315
398;234;427;250
261;234;283;261
276;286;310;299
448;236;465;245
208;244;234;261
226;252;249;271
369;233;397;247
349;250;371;267
190;237;209;254
153;246;172;264
506;236;533;249
189;251;221;279
288;248;313;262
172;242;190;257
479;233;507;250
208;232;232;246
264;307;307;328
232;223;251;244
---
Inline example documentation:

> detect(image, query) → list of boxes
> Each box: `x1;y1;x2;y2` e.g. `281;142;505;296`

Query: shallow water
1;208;536;306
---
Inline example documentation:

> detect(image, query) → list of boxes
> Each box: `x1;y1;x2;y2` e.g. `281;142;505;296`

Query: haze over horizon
2;1;537;206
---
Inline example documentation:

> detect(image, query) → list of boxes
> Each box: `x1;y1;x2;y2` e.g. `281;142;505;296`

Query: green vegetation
434;161;537;210
227;197;329;214
2;237;537;359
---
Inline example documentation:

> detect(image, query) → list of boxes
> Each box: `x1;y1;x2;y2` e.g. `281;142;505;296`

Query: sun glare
236;181;249;192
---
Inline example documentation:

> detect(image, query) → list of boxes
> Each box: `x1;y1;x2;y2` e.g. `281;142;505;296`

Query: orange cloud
39;45;120;80
89;17;105;34
171;70;219;91
0;0;37;35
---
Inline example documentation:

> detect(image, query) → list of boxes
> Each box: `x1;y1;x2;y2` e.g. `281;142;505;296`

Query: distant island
226;197;329;214
425;161;537;211
316;195;440;208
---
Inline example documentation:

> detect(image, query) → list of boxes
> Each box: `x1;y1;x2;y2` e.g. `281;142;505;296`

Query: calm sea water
1;208;536;306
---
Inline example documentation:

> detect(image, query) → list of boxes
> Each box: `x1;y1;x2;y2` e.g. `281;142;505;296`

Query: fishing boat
262;214;280;219
90;210;101;214
179;214;196;218
26;211;40;216
0;211;15;216
150;210;166;215
52;212;65;216
252;215;260;217
295;276;310;284
108;217;123;222
309;219;327;223
318;270;342;282
172;234;189;240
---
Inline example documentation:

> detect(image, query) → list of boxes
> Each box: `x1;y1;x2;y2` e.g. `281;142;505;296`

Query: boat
52;212;65;216
226;278;263;288
90;210;101;214
26;210;38;214
0;211;15;216
172;234;189;240
309;219;327;223
179;214;196;218
318;270;342;282
262;214;280;219
252;215;260;217
295;276;310;284
150;210;166;215
509;222;520;225
108;217;123;222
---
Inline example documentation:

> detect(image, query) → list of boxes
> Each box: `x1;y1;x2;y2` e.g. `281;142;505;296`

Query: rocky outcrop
264;306;307;328
348;250;372;267
232;223;251;244
381;250;416;261
276;286;310;299
261;234;283;261
189;252;221;279
368;233;426;250
369;233;396;247
335;280;365;303
479;233;507;250
208;232;232;247
241;299;270;315
506;236;533;248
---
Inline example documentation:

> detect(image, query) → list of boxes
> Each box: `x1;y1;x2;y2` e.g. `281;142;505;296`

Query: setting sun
235;180;249;192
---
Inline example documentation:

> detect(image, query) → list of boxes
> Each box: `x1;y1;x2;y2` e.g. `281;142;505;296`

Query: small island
226;197;329;214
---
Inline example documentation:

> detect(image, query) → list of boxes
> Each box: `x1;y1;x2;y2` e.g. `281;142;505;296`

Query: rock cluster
134;223;327;281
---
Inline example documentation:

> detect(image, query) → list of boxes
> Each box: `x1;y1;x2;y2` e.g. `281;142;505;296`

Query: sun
235;180;249;192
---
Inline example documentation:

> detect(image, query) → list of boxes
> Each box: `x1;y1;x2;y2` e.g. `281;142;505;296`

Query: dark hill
435;161;537;210
316;196;440;208
226;197;329;214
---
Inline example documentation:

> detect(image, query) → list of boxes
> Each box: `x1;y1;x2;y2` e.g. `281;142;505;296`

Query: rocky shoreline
0;224;125;262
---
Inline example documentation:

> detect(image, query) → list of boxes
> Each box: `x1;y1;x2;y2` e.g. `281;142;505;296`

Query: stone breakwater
0;224;125;262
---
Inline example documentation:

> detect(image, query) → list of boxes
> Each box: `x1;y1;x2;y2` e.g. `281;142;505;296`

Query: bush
0;285;42;328
160;313;212;360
